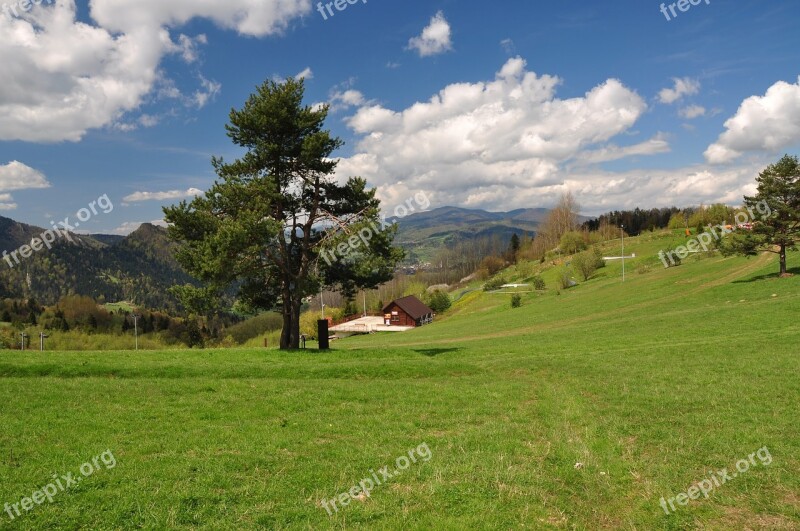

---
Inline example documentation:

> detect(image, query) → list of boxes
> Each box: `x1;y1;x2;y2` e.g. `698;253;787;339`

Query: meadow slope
0;234;798;529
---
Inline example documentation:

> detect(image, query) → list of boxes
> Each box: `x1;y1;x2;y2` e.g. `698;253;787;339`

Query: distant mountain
0;218;194;309
392;206;589;263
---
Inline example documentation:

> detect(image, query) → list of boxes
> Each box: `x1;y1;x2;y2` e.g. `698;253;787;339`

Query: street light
132;314;140;351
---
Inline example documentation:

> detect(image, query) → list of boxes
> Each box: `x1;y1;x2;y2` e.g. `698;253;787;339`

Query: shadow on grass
734;265;800;283
413;347;462;357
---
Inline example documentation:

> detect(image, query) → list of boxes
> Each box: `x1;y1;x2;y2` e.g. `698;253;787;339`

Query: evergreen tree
164;78;403;349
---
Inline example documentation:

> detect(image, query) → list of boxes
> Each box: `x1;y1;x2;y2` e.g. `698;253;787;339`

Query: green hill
0;231;797;528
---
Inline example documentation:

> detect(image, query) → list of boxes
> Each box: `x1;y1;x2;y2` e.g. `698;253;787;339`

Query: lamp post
132;314;140;351
621;224;625;283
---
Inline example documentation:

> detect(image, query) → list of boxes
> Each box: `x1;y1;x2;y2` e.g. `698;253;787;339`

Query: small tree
572;250;598;281
511;294;522;308
532;276;546;290
507;234;521;263
719;154;800;276
426;290;452;313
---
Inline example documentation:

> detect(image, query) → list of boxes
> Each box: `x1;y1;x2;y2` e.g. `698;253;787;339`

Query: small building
382;295;434;327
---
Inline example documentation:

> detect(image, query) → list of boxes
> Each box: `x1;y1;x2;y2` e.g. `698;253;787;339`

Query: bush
224;313;283;344
483;276;506;292
532;276;546;290
557;266;575;289
425;290;452;313
659;249;682;267
511;294;522;308
560;231;587;255
572;247;605;281
592;247;606;268
480;255;506;276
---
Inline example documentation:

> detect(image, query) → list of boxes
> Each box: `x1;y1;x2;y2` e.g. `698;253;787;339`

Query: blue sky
0;0;798;234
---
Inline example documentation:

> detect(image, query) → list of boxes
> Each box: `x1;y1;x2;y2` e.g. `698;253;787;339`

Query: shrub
425;290;452;313
532;276;546;290
659;249;682;267
483;276;506;292
480;255;506;275
592;247;606;268
511;294;522;308
224;312;283;344
560;231;587;254
557;266;575;289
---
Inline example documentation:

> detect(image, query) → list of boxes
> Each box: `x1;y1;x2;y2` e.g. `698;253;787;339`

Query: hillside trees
164;78;403;349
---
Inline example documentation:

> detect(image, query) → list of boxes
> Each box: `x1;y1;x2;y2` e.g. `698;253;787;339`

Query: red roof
383;295;434;319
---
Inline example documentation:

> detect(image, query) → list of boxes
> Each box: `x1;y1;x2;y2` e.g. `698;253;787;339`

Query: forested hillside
0;220;194;310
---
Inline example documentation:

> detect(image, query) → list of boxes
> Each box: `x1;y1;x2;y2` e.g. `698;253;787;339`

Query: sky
0;0;798;235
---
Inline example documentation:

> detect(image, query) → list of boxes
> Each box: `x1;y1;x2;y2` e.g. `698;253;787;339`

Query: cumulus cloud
407;11;453;57
0;161;50;211
122;187;203;204
679;105;706;119
705;76;800;164
0;161;51;191
658;77;700;104
334;57;658;211
0;0;310;142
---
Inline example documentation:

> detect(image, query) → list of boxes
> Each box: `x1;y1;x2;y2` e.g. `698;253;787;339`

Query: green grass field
1;233;798;529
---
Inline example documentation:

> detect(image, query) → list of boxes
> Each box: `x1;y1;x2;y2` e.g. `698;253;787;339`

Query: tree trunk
280;296;292;350
279;292;303;350
780;244;787;276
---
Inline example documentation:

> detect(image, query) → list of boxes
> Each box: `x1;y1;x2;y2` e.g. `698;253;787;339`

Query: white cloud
658;77;700;104
0;193;17;211
334;57;658;211
122;187;203;203
679;105;706;119
0;161;51;191
705;76;800;164
192;76;221;108
407;11;453;57
578;134;670;164
0;0;310;142
170;33;208;63
295;67;313;80
500;38;515;54
329;89;367;112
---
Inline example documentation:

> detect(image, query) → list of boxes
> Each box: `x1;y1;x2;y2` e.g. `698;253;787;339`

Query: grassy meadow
0;232;798;529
